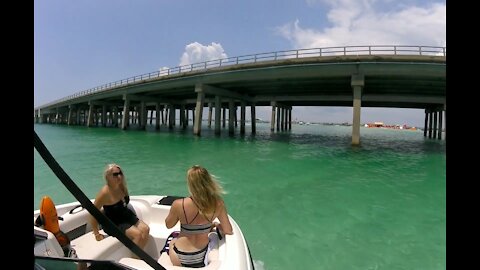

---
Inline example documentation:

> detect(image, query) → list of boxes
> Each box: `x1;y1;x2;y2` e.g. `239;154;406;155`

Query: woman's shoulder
216;198;226;208
93;185;110;205
171;198;184;208
98;185;111;197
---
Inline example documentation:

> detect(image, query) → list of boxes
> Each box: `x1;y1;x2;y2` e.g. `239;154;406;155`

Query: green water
34;123;446;270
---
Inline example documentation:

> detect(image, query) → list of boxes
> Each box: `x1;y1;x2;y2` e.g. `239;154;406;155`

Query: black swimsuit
103;195;138;233
173;197;216;268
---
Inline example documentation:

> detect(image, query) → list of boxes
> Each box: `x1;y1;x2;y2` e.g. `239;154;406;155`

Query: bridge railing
37;45;445;109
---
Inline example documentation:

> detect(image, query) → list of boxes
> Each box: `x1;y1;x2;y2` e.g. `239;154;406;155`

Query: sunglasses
112;171;123;177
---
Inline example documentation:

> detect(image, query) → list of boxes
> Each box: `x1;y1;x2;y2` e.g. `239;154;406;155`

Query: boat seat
119;233;221;270
71;229;132;261
34;227;64;257
70;202;146;261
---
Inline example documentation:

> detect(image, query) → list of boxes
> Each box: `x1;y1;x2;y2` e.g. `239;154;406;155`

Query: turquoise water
34;123;446;270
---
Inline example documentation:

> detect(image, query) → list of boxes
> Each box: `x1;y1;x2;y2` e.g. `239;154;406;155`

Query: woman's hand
211;222;220;230
94;233;105;241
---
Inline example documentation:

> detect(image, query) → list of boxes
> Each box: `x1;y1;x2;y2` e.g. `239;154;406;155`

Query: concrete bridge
34;45;446;145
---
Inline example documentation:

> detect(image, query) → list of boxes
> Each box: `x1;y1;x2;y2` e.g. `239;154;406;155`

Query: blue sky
34;0;445;127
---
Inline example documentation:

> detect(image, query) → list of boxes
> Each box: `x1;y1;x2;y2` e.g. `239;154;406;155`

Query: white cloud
179;42;228;66
277;1;446;48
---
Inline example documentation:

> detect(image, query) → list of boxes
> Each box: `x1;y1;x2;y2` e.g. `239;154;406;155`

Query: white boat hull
34;195;253;270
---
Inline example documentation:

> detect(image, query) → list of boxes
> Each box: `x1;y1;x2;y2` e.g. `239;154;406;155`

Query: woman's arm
165;199;180;229
216;200;233;235
90;188;107;241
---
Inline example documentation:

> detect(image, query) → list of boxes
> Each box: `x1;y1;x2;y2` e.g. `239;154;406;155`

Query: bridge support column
37;109;43;124
351;74;364;146
288;107;292;130
208;103;213;128
112;106;118;127
102;105;107;127
140;101;147;130
193;84;205;136
250;104;256;134
215;96;221;135
190;108;193;127
122;97;130;130
432;111;438;139
67;106;74;125
428;111;433;138
443;104;446;140
87;104;94;127
240;101;246;135
234;107;238;128
424;109;429;137
222;108;226;128
155;103;160;130
270;102;276;131
180;105;186;129
228;100;235;135
55;108;60;124
162;107;167;125
276;105;281;131
437;108;443;140
168;105;175;129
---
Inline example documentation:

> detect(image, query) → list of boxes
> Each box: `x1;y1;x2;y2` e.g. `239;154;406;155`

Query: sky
34;0;446;127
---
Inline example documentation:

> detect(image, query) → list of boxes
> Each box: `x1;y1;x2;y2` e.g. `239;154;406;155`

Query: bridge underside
35;55;446;144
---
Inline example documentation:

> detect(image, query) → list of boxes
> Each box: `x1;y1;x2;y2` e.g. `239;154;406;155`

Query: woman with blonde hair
165;165;233;268
90;163;150;249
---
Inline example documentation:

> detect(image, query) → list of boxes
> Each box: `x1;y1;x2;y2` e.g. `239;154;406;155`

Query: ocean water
34;123;446;270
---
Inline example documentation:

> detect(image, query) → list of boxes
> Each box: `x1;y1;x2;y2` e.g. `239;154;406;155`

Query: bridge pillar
55;108;60;124
215;96;221;135
443;104;446;140
228;100;235;135
162;107;167;125
240;101;246;135
112;106;118;127
437;108;443;140
140;101;147;130
190;108;193;127
351;74;364;146
234;106;238;128
428;111;433;138
194;84;205;136
208;102;213;128
67;106;73;125
87;104;94;127
276;105;281;131
102;105;107;127
168;104;175;129
251;103;256;134
122;97;130;130
288;107;292;130
222;107;226;128
270;101;276;131
35;109;39;123
155;103;160;130
424;109;429;137
180;105;186;129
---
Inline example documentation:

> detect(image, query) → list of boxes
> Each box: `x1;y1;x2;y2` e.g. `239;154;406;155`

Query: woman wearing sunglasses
90;163;150;249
